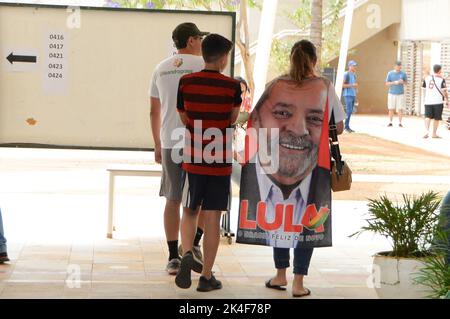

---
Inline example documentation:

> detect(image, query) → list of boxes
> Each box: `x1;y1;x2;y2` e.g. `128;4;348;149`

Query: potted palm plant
351;191;443;299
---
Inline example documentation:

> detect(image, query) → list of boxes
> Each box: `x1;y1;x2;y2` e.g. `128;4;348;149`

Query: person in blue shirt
0;208;9;264
385;61;408;127
342;60;358;133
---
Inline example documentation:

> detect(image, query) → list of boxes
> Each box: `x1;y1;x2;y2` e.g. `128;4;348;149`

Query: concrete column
431;42;442;67
335;0;356;98
252;0;278;105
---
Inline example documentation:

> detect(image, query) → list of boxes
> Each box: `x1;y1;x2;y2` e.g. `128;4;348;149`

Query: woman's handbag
329;112;352;192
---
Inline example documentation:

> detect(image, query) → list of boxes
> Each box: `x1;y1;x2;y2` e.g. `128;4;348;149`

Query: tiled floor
2;136;435;299
0;234;385;299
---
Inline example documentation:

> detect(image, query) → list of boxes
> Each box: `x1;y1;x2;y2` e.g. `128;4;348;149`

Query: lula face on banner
236;76;332;249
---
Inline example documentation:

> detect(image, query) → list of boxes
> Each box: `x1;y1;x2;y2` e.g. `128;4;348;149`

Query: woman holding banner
236;40;345;297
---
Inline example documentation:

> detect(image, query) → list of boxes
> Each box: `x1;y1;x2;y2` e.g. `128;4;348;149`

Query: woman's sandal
265;279;287;291
292;288;311;298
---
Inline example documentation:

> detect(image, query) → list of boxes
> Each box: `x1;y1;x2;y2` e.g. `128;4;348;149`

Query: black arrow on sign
6;52;37;64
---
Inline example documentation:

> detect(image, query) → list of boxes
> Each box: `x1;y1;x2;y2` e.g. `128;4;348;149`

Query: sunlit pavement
0;114;448;298
350;114;450;157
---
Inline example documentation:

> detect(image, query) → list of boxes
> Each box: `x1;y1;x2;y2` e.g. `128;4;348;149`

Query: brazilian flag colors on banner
236;76;332;249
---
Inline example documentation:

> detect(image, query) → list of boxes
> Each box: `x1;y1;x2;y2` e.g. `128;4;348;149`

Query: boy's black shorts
181;172;231;211
424;104;444;120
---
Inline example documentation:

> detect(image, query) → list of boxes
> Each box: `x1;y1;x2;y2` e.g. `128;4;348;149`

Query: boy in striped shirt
175;34;241;292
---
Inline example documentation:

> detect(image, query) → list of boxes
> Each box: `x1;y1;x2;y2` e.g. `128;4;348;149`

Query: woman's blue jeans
273;247;314;275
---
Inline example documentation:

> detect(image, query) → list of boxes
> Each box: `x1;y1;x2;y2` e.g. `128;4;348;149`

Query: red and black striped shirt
177;70;242;176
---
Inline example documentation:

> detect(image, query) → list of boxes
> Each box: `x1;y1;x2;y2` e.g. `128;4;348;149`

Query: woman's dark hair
289;40;317;82
235;76;249;92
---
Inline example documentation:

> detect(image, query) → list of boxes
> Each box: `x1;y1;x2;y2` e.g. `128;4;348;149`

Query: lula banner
236;76;332;249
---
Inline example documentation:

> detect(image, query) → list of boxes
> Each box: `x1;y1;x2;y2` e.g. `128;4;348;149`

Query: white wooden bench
106;165;162;238
106;164;235;243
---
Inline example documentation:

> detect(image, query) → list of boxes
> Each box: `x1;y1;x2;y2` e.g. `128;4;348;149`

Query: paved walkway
0;147;388;299
353;174;450;184
0;114;448;299
0;175;387;299
350;114;450;158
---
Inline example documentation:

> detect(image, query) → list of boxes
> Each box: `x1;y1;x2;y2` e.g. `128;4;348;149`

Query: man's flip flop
292;288;311;298
265;279;287;291
432;136;442;139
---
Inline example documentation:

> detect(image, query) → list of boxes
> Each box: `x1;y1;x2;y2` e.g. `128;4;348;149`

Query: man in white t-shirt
149;22;207;275
422;64;449;139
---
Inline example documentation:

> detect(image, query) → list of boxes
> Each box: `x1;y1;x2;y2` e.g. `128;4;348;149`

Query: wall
330;25;399;114
401;0;450;41
0;4;234;149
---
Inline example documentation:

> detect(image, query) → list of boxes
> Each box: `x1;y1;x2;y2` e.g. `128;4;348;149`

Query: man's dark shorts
424;104;444;121
181;172;231;211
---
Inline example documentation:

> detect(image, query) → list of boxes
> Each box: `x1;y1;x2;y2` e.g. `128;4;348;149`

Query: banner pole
335;0;356;97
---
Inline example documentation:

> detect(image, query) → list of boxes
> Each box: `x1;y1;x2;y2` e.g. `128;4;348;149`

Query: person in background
0;208;9;264
176;34;241;292
440;191;450;265
422;64;449;139
234;76;252;113
232;76;252;169
149;22;208;275
385;61;408;127
342;60;358;133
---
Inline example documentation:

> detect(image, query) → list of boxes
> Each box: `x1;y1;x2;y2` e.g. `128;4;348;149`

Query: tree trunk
310;0;323;71
235;0;255;101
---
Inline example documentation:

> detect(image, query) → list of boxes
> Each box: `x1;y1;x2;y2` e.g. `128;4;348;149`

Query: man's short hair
434;64;442;74
395;60;402;66
202;34;233;63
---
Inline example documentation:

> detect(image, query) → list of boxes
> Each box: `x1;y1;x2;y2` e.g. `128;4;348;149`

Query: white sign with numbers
44;32;68;94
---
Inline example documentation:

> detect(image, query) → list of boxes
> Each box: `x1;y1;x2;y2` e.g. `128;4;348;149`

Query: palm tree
310;0;323;70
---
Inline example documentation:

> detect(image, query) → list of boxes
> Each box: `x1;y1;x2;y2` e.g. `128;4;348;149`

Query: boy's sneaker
192;246;203;273
387;123;393;127
178;245;203;274
0;252;9;264
197;275;222;292
175;251;194;289
166;258;181;276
